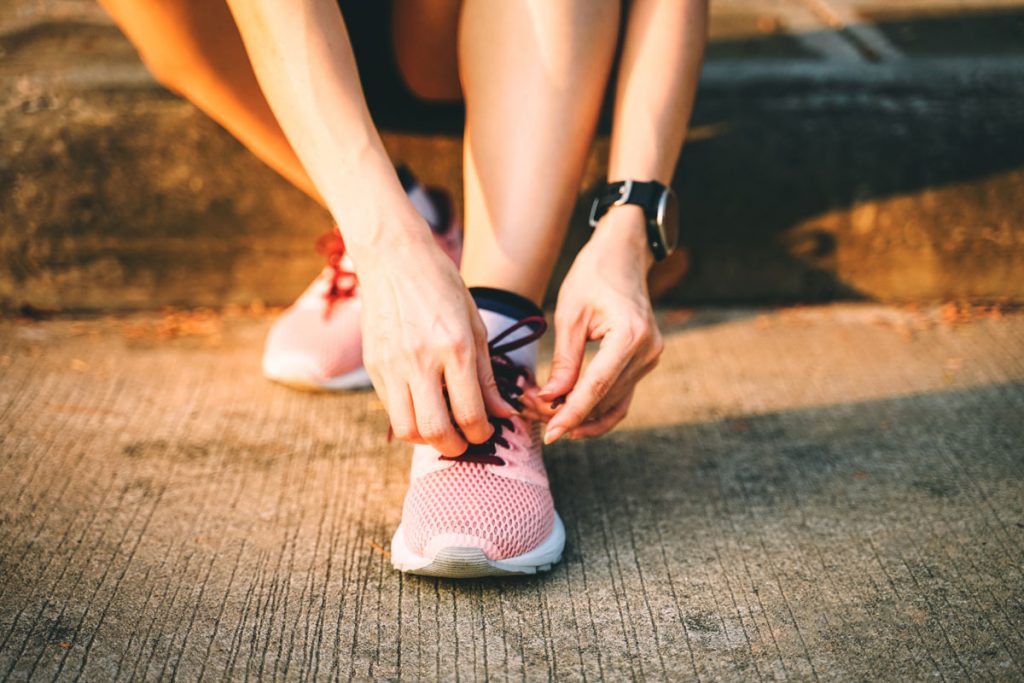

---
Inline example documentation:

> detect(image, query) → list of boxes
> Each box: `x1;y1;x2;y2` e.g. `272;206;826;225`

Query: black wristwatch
588;180;680;261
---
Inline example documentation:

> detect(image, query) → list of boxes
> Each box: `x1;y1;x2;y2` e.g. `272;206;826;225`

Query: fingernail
544;426;565;445
550;395;567;409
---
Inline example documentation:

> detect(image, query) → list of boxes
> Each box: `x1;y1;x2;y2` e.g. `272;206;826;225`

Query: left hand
534;205;665;443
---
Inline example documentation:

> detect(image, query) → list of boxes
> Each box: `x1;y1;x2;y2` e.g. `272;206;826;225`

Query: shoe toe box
262;302;363;385
402;464;555;561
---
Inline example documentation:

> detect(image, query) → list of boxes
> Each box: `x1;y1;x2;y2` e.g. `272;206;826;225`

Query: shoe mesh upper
402;461;555;560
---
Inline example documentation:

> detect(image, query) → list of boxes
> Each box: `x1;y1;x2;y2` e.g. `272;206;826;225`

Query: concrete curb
2;6;1022;311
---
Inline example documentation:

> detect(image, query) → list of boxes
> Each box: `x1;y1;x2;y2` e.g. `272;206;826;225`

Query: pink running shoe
390;317;565;578
262;167;462;391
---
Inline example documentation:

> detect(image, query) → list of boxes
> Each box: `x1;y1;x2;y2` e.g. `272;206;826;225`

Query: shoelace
315;227;358;319
440;315;548;466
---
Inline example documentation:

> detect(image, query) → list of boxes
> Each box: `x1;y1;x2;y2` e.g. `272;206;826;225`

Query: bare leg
105;0;619;305
101;0;468;206
458;0;621;304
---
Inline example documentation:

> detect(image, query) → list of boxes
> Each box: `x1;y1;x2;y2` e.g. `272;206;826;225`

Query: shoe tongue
478;309;538;373
470;287;545;373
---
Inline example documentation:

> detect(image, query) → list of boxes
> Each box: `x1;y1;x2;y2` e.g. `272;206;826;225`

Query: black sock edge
469;287;543;320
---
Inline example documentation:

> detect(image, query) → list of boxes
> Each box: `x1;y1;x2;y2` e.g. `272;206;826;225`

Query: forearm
607;0;707;183
225;0;430;264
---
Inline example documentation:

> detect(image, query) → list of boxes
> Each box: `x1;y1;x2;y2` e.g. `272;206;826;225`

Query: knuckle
447;333;474;360
455;407;487;430
650;332;665;358
590;375;613;399
418;420;449;442
632;317;651;337
626;322;650;350
408;340;432;363
392;423;417;441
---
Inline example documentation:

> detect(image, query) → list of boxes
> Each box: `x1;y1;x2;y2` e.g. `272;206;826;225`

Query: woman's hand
356;228;515;456
535;205;664;443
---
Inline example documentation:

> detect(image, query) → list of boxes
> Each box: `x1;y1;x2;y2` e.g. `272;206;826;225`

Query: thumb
540;310;586;400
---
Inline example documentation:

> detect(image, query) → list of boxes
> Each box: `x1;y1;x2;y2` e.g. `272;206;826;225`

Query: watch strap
593;180;663;219
589;180;670;261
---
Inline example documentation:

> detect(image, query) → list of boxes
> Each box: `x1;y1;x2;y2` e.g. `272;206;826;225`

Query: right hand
356;231;516;455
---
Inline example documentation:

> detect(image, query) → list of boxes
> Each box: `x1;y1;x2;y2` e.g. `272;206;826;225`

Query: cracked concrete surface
1;304;1022;680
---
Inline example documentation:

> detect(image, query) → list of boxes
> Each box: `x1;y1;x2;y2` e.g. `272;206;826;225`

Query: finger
588;383;633;427
411;376;468;456
444;360;495;445
520;386;558;422
472;315;516;418
544;328;633;444
538;307;587;401
572;327;663;421
587;353;651;418
387;382;425;444
366;365;387;406
568;391;633;439
572;334;661;434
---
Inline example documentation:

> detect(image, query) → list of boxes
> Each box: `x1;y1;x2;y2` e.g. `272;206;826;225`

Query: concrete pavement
1;303;1022;680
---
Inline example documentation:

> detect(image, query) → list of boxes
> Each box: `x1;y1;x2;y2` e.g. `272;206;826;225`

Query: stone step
2;0;1023;311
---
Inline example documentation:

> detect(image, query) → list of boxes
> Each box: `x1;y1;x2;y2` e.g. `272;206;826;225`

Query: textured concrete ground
1;304;1022;681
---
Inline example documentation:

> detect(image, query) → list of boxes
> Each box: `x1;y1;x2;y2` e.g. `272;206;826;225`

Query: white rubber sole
262;355;372;392
390;513;565;578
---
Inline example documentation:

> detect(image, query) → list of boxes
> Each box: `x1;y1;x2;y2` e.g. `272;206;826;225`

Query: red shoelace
441;315;548;466
315;227;358;318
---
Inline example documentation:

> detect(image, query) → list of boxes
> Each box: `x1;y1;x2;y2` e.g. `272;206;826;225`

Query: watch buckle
588;180;634;228
587;198;600;228
613;179;634;206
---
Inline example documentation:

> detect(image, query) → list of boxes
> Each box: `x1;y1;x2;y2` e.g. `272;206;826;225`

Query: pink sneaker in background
390;317;565;578
262;167;462;391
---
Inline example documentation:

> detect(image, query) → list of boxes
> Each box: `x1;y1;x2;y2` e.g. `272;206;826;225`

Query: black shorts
337;1;464;134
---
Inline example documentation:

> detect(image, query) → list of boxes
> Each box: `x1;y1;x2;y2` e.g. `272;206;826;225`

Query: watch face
656;187;680;255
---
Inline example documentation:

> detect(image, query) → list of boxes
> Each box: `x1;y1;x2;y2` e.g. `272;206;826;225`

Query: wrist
327;155;436;267
347;221;438;281
590;204;656;271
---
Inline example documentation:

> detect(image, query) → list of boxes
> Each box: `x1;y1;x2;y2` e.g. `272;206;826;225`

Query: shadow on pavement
394;381;1024;674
